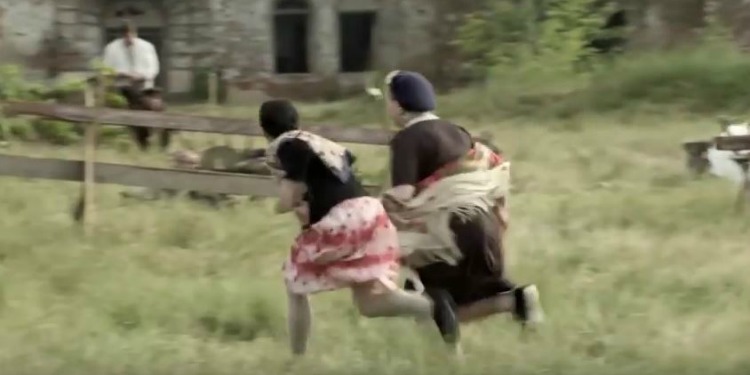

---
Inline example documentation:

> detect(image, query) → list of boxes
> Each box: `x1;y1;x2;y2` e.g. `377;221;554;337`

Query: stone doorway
273;0;310;74
339;11;376;72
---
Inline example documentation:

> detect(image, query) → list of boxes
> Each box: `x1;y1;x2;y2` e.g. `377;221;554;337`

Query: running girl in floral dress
259;99;458;356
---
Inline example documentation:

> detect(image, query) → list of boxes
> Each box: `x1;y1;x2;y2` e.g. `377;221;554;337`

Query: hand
293;204;309;226
381;195;407;212
130;73;145;81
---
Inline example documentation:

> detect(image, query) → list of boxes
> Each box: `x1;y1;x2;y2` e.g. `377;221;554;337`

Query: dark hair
259;99;299;138
121;19;137;35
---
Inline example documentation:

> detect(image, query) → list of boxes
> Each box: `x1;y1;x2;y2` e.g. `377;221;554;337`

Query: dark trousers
404;210;516;306
119;86;172;151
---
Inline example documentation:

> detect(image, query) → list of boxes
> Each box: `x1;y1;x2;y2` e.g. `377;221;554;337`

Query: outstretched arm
276;178;306;214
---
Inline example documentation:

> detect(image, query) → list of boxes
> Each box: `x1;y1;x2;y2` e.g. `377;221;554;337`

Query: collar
405;112;440;127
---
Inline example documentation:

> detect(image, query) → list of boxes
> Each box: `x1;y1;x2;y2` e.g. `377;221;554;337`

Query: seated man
380;70;545;346
102;19;170;151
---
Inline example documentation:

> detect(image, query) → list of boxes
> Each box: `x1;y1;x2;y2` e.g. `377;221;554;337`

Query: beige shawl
264;130;353;182
383;157;511;268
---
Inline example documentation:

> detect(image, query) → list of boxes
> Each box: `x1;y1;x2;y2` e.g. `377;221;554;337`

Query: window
273;0;310;74
338;11;376;72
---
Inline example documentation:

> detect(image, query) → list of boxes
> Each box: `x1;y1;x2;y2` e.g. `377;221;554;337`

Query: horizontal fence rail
0;154;379;196
0;154;278;196
2;101;395;145
0;75;395;235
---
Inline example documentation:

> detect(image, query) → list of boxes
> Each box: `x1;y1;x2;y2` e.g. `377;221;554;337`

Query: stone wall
0;0;56;77
0;0;445;99
161;0;216;94
210;0;453;100
9;0;750;101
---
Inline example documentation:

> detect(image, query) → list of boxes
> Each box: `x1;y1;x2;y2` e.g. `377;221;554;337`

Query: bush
454;0;612;82
580;43;750;113
438;43;750;120
0;64;131;145
0;65;79;143
439;0;750;121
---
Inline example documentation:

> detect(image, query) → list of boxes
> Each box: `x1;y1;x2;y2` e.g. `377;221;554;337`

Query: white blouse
102;37;160;89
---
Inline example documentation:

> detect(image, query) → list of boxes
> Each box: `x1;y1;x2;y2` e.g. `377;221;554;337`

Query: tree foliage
454;0;617;79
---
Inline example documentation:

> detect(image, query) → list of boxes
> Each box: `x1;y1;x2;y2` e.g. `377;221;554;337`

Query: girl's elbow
275;201;293;214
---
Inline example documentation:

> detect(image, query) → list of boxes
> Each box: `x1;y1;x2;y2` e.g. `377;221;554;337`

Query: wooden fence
0;83;395;234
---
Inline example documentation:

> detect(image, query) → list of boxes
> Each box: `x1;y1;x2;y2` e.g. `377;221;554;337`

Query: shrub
580;42;750;114
0;64;130;144
442;0;750;120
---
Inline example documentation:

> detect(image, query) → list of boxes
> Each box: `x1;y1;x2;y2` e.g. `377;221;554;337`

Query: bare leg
287;289;312;356
350;281;432;320
351;281;461;353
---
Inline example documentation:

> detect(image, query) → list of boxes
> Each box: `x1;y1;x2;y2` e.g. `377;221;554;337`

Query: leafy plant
0;63;129;145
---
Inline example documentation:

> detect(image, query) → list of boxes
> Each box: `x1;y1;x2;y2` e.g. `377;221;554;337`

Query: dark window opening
338;11;376;73
275;0;308;11
274;0;310;74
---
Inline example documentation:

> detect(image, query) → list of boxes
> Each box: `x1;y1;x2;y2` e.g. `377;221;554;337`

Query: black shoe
512;284;544;327
425;288;460;345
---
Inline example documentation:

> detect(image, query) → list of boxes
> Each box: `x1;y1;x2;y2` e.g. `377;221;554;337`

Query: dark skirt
118;86;171;150
405;209;516;306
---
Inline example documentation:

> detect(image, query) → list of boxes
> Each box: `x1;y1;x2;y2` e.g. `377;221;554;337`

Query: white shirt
405;112;440;127
102;37;160;89
707;123;750;185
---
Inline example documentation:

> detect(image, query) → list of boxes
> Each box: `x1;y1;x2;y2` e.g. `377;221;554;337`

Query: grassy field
0;108;749;375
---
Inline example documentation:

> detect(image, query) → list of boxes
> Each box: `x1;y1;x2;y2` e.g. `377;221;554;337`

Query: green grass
1;109;749;375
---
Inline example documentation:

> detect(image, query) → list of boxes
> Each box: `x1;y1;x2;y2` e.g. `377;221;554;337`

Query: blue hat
386;71;436;112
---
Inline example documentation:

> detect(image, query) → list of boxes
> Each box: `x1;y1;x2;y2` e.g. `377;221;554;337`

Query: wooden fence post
78;74;102;234
207;71;222;147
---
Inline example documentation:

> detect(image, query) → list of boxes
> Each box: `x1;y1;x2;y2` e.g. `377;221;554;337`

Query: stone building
3;0;750;101
0;0;455;101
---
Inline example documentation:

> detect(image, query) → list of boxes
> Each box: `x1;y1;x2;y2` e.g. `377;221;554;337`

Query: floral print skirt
283;196;401;295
